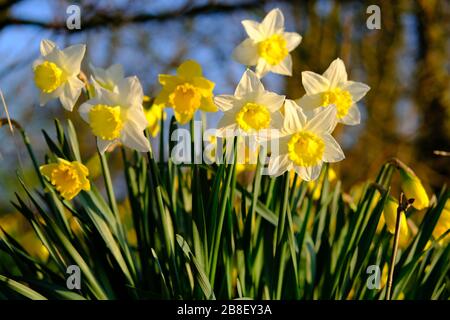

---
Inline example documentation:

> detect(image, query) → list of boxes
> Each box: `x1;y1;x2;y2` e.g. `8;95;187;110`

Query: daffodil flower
40;158;90;200
79;76;150;153
233;8;302;77
398;166;429;210
155;60;216;124
382;196;411;248
432;199;450;245
214;69;284;139
33;39;86;111
268;100;344;180
298;58;370;125
90;63;125;92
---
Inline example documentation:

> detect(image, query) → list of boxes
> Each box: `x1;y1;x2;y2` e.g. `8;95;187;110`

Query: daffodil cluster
213;8;370;180
32;7;372;201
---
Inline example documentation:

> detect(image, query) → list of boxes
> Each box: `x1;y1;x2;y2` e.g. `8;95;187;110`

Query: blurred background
0;0;449;220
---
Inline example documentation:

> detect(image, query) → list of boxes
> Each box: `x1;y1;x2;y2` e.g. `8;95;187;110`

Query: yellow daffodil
307;168;337;200
33;39;86;111
79;76;150;153
297;58;370;125
432;199;450;245
214;69;284;140
145;103;166;137
268;100;344;180
155;60;216;124
90;63;125;92
233;8;302;77
382;196;410;248
398;166;429;210
40;158;90;200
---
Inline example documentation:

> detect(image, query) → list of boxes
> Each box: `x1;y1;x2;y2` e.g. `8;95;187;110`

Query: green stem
98;149;120;217
386;195;404;300
276;173;291;247
209;139;236;287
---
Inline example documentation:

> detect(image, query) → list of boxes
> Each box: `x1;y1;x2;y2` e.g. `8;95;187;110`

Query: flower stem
386;192;405;300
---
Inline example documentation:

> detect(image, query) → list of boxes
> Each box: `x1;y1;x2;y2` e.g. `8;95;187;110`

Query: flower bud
399;166;429;210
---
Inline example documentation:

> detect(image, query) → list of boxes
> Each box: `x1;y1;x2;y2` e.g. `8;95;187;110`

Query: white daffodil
297;58;370;125
214;69;284;140
90;63;125;92
79;76;150;153
33;39;86;111
233;8;302;78
268;100;344;180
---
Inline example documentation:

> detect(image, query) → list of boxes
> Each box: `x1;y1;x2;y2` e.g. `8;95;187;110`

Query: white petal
322;134;345;163
241;20;263;41
284;32;302;51
261;8;285;35
62;44;86;76
323;58;348;87
295;163;322;181
304;105;337;134
59;78;84;111
283;99;306;133
297;93;323;112
341;81;370;102
217;111;236;130
256;92;285;112
39;92;53;106
214;95;236;112
95;85;117;105
120;123;150;152
39;85;63;106
235;69;264;97
97;138;114;154
271;55;292;76
107;64;124;81
340;104;361;125
268;154;291;177
90;64;105;79
119;76;143;107
216;123;238;138
270;111;284;131
127;106;149;131
45;48;66;69
255;59;271;78
232;39;259;66
40;39;56;56
302;71;330;95
78;101;94;122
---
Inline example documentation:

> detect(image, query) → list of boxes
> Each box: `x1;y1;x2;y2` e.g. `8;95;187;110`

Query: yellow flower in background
307;167;337;200
432;199;450;245
155;60;216;124
21;232;49;261
40;158;90;200
233;8;302;77
398;166;429;210
145;103;166;137
297;58;370;125
33;39;86;111
85;153;102;179
382;196;410;247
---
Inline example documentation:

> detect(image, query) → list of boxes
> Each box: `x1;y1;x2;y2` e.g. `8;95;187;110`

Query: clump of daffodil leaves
0;8;448;301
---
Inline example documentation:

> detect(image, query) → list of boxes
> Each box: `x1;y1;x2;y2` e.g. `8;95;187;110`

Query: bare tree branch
0;0;286;31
